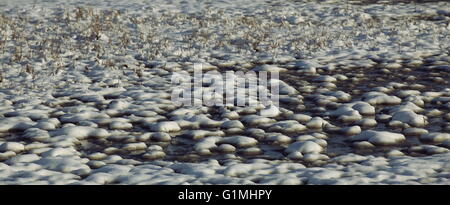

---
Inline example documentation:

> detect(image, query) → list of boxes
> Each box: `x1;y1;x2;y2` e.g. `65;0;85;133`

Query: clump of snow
219;136;258;148
356;119;377;128
6;153;40;164
182;130;224;140
59;111;110;123
340;126;362;135
41;148;78;158
220;120;244;129
306;117;328;129
362;92;402;105
143;151;166;160
51;126;109;139
87;152;107;161
351;130;405;146
265;133;292;144
259;105;280;118
332;153;367;164
252;64;286;73
410;145;449;155
327;105;363;123
122;142;147;151
214;144;236;153
241;115;275;126
403;128;428;136
269;120;307;133
420;133;450;143
0;142;25;153
386;150;405;157
109;121;133;130
35;156;91;175
194;136;222;154
149;121;181;132
22;128;51;141
391;110;427;127
0;151;17;161
0;117;34;132
285;141;324;155
289;114;312;123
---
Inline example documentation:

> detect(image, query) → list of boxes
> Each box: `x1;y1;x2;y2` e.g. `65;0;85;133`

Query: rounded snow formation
149;121;181;133
351;130;406;146
260;105;281;118
220;120;245;129
403;128;429;136
0;0;450;185
285;141;324;155
219;136;258;148
391;110;427;127
332;153;368;164
252;64;287;73
51;126;110;140
362;92;402;105
0;142;25;153
340;126;362;136
306;117;328;129
109;121;133;130
214;144;237;153
420;133;450;143
269;120;307;133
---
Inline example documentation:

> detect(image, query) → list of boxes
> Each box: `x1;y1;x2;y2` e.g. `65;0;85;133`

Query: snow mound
351;130;405;146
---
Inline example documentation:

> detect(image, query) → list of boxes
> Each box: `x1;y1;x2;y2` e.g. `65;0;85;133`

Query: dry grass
0;4;447;85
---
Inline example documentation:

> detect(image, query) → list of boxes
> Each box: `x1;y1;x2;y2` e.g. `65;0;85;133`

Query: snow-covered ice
0;0;449;185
